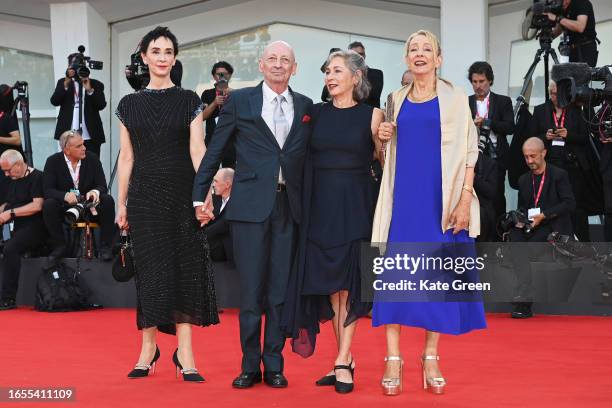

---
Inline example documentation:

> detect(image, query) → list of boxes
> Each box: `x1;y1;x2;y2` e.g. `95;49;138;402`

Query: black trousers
508;225;552;304
1;221;46;300
230;190;297;373
570;41;598;67
43;195;115;248
494;166;507;230
84;140;101;158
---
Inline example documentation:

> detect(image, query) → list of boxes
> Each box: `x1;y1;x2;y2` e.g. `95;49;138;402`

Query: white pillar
440;0;487;93
50;2;111;165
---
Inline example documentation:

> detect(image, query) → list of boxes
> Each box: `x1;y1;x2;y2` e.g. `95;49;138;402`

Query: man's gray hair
220;167;235;182
324;50;371;103
0;149;24;166
59;129;82;150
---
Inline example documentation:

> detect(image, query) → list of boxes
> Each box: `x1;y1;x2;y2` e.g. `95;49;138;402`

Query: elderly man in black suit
193;41;312;389
50;53;107;157
468;61;515;223
206;167;234;262
42;130;115;260
509;137;576;318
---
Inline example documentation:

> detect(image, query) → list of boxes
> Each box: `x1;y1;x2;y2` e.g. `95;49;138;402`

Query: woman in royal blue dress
372;30;487;396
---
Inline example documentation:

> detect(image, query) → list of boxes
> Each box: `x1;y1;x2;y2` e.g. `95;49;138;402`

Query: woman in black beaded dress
115;27;218;382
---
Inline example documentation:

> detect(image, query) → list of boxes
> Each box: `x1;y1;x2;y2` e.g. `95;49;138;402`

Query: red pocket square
302;114;311;123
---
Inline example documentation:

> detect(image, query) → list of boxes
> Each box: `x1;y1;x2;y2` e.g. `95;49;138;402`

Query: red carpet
0;308;610;408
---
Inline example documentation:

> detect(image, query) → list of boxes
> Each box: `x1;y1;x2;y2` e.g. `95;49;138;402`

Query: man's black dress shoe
264;371;288;388
232;371;262;388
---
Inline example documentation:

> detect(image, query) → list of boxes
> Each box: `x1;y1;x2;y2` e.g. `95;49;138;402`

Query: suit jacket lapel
488;92;497;121
60;154;74;188
469;95;477;119
282;88;303;151
249;83;281;149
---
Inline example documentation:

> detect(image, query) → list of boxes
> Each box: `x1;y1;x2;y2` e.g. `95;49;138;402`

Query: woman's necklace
408;86;437;102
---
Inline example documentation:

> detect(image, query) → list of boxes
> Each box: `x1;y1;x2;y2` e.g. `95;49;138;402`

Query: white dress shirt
220;195;230;213
64;154;99;200
262;81;293;184
261;81;294;136
64;154;82;189
68;78;92;141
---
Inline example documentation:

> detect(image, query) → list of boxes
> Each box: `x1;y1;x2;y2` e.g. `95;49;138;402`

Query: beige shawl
371;78;481;242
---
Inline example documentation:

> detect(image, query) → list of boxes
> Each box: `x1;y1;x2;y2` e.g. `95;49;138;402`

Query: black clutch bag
112;231;135;282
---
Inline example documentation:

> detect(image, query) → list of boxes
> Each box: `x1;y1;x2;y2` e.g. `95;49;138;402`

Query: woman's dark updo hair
139;26;179;56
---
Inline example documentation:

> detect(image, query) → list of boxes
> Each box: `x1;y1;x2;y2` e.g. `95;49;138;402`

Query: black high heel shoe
172;348;205;383
333;360;355;394
315;371;336;386
127;345;160;379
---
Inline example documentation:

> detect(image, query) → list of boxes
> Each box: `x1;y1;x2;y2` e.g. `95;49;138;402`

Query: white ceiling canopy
0;0;532;24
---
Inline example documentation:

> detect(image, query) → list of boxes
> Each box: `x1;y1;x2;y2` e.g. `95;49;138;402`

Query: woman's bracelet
462;185;474;194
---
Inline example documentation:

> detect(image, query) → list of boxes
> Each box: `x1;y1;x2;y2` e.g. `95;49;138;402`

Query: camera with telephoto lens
67;45;103;80
499;210;534;236
65;196;96;224
530;0;563;30
478;118;493;155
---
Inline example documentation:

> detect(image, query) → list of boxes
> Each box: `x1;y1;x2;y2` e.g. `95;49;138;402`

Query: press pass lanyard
532;171;546;208
552;109;566;129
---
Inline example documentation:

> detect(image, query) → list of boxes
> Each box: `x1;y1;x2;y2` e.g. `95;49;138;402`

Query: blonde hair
404;30;442;58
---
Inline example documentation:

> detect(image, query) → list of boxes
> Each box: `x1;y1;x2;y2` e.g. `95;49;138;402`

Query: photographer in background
509;137;575;318
201;61;235;168
529;80;600;241
42;130;114;261
468;61;515;225
0;85;25;203
546;0;599;66
474;135;498;242
0;150;45;311
0;85;24;157
50;53;107;157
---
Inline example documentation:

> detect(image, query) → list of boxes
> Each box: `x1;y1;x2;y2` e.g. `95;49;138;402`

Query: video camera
67;45;103;80
65;196;96;224
552;63;612;107
125;50;150;91
552;63;612;138
530;0;563;30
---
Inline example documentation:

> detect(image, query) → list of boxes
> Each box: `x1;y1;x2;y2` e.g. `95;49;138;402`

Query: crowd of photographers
0;0;609;314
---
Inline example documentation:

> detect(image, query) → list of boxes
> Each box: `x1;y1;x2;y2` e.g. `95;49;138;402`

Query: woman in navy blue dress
372;30;486;396
281;50;384;394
